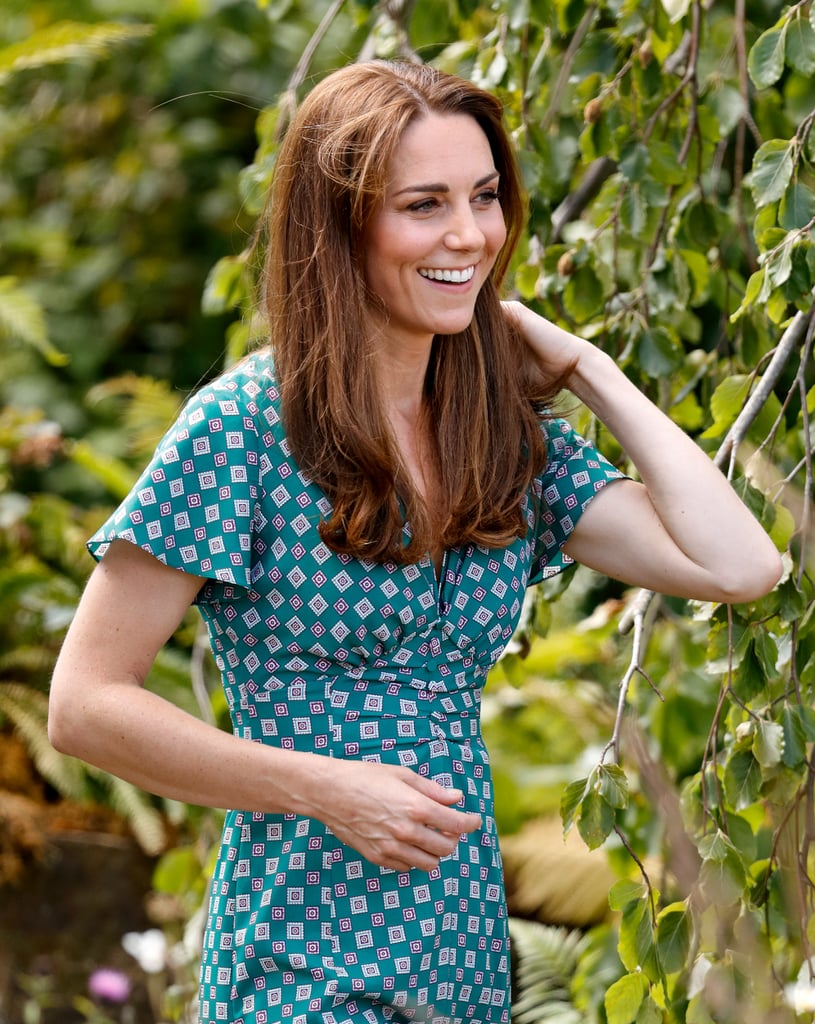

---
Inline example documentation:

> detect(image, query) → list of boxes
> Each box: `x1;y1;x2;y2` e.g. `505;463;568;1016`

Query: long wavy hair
260;60;560;564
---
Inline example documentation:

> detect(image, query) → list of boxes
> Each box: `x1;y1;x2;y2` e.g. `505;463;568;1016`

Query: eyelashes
406;190;501;214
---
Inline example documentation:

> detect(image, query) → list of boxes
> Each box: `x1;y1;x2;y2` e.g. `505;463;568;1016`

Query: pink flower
88;967;131;1003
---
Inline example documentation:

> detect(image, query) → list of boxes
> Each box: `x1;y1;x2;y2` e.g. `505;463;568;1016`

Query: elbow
715;548;784;605
48;683;86;759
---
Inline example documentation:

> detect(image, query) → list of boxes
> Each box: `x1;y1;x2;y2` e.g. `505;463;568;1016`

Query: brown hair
260;60;559;564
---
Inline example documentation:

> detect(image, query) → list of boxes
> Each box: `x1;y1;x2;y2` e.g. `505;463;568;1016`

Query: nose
444;201;485;252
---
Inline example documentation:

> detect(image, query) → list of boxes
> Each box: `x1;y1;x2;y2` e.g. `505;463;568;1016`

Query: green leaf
698;833;747;905
619;143;650;183
636;996;663;1024
781;705;808;768
705;615;750;674
723;748;762;810
680;200;720;249
605;972;649;1024
656;902;691;974
577;788;616;849
752;720;785;768
785;15;815;76
687;993;716;1024
779;182;815;231
730;268;767;322
752;629;778;678
648;141;687;186
202;255;248;316
704;84;747;135
638;326;682;378
618;897;660;981
747;25;787;88
561;776;589;833
751;140;794;207
732;644;767;701
69;441;138;501
563;266;605;322
767;500;796;550
597;764;630;809
609;879;649;911
701;375;750;439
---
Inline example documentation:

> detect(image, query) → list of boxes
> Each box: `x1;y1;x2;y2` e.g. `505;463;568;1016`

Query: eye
406;197;439;213
473;189;500;205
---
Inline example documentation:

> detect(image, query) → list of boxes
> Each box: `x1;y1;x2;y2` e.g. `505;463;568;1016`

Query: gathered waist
234;666;484;753
327;678;482;752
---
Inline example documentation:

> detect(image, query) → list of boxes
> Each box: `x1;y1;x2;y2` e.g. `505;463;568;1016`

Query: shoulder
168;351;281;438
187;351;279;416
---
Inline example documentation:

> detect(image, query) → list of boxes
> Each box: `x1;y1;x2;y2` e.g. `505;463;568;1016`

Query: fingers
407;773;482;834
323;761;484;873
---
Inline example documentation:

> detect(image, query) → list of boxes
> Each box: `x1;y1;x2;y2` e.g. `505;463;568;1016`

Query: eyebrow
393;170;500;196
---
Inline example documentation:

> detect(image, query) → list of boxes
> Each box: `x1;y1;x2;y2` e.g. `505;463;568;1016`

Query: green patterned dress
88;353;624;1024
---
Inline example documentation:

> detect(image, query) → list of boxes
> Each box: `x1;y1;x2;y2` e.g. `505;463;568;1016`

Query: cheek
491;213;508;252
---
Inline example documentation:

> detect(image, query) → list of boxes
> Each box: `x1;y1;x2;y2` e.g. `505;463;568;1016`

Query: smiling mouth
418;265;476;284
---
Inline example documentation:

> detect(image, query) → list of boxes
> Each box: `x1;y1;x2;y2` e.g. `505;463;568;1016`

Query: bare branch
716;302;815;478
604;588;661;762
549;156;617;243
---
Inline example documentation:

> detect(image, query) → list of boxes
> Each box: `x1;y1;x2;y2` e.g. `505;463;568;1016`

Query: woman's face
362;112;508;354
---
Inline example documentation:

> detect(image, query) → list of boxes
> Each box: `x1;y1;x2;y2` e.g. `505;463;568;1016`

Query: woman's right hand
310;759;482;872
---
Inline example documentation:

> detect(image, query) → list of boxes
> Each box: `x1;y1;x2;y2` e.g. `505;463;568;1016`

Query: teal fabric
88;354;624;1024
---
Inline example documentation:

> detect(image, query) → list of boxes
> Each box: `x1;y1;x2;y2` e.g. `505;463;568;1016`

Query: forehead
386;113;496;189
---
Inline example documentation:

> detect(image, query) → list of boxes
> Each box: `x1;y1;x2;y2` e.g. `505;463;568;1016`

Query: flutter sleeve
528;417;627;585
87;376;262;591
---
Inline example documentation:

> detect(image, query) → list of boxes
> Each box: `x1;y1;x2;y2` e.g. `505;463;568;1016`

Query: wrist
565;341;616;404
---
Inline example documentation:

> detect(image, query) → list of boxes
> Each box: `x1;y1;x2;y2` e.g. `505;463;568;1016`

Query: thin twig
541;4;598;132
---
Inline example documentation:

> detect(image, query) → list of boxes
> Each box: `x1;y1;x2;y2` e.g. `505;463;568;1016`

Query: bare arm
506;302;783;602
49;540;481;871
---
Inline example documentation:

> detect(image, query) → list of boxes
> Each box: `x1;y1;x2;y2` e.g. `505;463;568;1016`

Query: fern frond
0;21;153;85
0;683;89;800
510;918;587;1024
103;774;167;856
86;373;182;460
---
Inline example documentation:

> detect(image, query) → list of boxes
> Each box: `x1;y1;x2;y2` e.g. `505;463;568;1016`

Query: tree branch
549;156;617;242
716;302;815;478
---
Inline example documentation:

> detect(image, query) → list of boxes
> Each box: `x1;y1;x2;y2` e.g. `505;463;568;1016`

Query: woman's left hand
502;299;591;386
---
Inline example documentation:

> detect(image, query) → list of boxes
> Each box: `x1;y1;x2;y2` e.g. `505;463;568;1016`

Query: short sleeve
528;417;627;585
87;377;262;591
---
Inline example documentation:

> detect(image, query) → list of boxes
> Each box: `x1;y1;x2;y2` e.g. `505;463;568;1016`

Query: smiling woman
362;114;507;350
49;60;781;1024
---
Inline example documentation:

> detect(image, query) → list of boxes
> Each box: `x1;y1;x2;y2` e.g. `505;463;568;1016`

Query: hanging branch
275;0;347;140
604;587;661;763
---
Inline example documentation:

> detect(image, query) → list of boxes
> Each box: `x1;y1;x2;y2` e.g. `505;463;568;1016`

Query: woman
49;61;781;1024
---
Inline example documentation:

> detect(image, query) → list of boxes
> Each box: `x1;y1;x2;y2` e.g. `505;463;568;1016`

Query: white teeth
419;266;475;283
